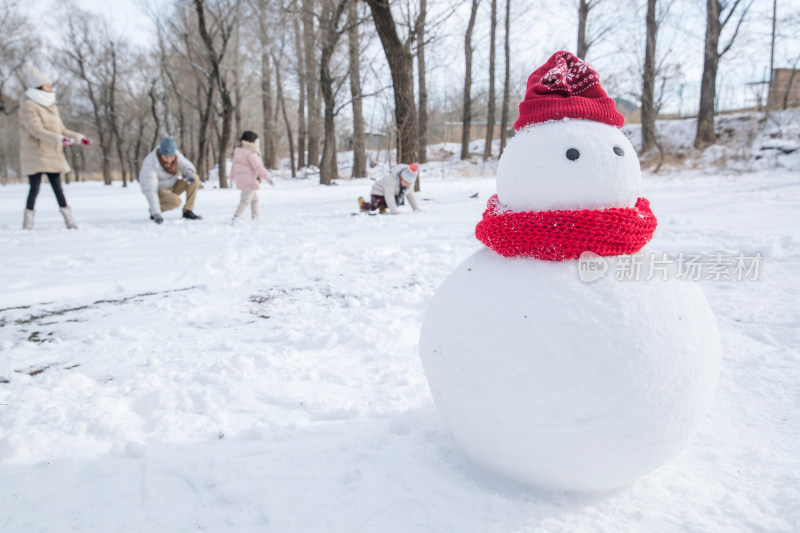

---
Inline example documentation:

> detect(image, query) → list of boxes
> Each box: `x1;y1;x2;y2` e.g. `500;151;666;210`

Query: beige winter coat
19;97;81;176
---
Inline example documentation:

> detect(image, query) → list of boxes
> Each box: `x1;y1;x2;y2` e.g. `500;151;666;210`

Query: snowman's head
497;51;640;211
497;119;640;211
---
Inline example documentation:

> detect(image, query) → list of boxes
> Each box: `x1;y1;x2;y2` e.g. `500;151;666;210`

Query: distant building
439;122;505;144
768;68;800;109
340;131;390;151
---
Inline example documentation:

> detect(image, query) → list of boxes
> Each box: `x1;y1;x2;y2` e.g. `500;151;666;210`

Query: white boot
23;209;34;230
60;206;78;229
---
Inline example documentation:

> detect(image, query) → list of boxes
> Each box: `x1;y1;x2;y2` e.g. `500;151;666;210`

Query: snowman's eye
566;148;580;161
613;146;624;156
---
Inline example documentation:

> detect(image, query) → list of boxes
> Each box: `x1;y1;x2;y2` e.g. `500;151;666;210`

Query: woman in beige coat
19;67;91;230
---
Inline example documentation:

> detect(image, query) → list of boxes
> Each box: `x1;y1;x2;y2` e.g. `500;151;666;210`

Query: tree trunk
219;104;233;188
193;0;238;188
261;49;277;168
303;0;322;168
148;81;161;148
258;0;277;169
115;137;128;187
695;0;721;149
640;0;657;154
483;0;497;160
294;13;307;169
365;0;418;164
319;67;338;185
197;84;215;181
416;0;428;164
275;58;296;177
499;0;511;154
234;77;242;145
577;0;590;59
319;0;348;185
348;0;367;178
461;0;480;160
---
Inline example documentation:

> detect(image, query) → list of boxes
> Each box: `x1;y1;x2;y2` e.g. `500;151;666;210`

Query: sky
35;0;155;48
27;0;800;120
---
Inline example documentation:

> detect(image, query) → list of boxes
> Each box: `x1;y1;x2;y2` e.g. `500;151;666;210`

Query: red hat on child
513;51;624;131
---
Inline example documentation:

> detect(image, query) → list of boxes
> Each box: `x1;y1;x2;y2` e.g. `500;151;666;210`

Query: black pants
27;173;67;210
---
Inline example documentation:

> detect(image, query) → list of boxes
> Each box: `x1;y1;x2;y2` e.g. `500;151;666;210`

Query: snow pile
0;166;798;530
420;249;721;492
623;107;800;172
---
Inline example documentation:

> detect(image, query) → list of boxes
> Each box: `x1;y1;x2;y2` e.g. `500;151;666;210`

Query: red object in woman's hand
80;137;91;146
61;136;75;147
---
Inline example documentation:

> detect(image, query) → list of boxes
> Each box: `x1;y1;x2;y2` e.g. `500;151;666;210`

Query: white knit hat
27;67;53;88
399;163;420;183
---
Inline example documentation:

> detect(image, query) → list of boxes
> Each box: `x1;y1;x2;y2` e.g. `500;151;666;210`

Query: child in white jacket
358;163;420;214
229;131;273;223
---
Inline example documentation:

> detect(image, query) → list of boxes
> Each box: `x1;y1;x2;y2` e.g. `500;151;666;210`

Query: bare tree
303;0;323;168
273;47;297;177
0;0;38;180
347;0;367;177
192;0;241;188
499;0;511;155
576;0;613;60
154;3;219;181
106;42;132;187
484;0;497;160
318;0;349;184
694;0;752;149
577;0;591;58
253;0;278;168
416;0;428;164
293;8;307;170
461;0;480;160
59;5;122;185
640;0;657;154
365;0;419;164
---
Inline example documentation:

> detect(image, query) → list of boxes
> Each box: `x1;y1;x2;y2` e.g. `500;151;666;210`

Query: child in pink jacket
229;131;273;223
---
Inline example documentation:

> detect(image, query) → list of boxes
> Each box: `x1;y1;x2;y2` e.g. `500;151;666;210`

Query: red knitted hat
513;51;624;131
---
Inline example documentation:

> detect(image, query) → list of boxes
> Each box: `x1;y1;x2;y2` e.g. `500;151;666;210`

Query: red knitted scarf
475;195;657;261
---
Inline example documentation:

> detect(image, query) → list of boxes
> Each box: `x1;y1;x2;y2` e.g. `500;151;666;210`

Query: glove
151;213;164;224
184;173;196;185
61;136;75;147
80;136;91;146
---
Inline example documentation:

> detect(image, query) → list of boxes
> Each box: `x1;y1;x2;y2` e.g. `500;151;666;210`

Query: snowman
419;51;722;493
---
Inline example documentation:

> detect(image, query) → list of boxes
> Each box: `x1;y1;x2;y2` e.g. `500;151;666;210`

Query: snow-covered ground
1;167;799;532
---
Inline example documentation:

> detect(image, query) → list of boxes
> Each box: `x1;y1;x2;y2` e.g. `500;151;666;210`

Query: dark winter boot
182;209;202;220
23;209;34;230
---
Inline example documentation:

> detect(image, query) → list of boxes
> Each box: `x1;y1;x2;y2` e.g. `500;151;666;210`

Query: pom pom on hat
400;163;419;183
27;67;53;89
158;137;177;156
513;51;624;131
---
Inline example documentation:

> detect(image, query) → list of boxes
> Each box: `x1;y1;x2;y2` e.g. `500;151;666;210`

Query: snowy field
1;168;799;532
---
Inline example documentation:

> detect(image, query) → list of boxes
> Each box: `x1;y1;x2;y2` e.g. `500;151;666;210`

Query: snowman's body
419;116;722;492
